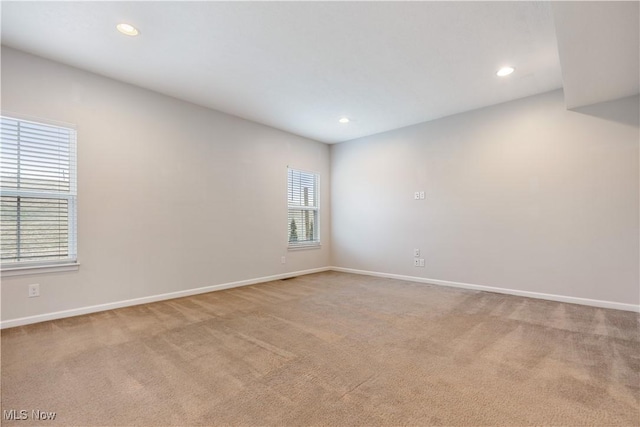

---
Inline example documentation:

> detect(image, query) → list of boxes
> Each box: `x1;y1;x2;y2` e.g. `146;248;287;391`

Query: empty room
1;1;638;426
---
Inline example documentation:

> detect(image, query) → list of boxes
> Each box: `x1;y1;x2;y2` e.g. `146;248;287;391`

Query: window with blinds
287;168;319;247
0;115;77;268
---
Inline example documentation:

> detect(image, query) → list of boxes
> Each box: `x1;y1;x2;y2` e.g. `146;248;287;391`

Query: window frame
0;113;79;275
287;167;320;250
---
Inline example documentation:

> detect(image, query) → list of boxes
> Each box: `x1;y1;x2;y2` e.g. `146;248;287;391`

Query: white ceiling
552;1;640;109
0;2;629;144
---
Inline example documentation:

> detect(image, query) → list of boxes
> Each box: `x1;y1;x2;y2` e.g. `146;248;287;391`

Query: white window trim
1;262;80;278
287;167;320;250
288;242;322;251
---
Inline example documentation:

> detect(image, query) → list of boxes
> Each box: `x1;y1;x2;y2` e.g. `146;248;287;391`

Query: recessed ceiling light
338;117;350;124
116;23;139;36
496;66;515;77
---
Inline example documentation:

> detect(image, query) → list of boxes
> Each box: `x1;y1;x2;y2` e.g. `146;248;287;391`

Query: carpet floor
1;271;639;426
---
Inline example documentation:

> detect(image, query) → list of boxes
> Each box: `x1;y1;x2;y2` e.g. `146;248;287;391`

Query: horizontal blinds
0;116;77;265
288;169;317;208
287;168;319;245
287;209;318;244
1;117;76;193
1;197;70;262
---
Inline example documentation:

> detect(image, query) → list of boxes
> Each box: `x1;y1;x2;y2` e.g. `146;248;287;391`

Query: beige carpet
1;271;639;426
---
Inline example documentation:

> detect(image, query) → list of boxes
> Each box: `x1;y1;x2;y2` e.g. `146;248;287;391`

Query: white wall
1;47;331;323
332;90;639;306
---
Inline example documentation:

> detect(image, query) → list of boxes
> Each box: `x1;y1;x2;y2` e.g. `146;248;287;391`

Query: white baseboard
0;267;331;329
3;265;637;328
330;266;640;313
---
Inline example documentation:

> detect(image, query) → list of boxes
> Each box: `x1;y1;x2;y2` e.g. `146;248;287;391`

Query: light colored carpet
1;271;639;426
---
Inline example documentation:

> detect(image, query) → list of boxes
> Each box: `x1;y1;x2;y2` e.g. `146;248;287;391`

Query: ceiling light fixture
116;23;139;36
496;66;515;77
338;117;350;124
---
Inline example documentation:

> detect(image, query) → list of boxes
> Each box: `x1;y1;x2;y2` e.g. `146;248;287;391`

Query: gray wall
1;47;331;322
331;90;639;305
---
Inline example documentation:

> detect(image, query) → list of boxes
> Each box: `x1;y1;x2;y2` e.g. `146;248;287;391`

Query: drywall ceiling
2;2;564;143
552;1;640;109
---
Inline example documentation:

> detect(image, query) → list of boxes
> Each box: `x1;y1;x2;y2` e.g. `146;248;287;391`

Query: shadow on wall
571;95;640;127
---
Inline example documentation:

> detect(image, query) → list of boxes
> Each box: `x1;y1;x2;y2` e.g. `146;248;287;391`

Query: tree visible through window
0;115;77;267
287;168;319;247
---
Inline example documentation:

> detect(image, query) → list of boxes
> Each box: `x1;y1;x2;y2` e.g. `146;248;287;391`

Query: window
287;168;319;248
1;115;77;269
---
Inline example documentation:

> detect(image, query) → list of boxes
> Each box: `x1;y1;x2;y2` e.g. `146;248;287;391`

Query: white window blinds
0;115;77;267
287;168;319;247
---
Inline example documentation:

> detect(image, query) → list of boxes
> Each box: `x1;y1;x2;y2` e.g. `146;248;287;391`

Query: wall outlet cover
28;284;40;298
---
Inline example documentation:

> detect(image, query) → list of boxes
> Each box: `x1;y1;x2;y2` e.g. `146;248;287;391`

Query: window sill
1;263;80;278
288;243;322;251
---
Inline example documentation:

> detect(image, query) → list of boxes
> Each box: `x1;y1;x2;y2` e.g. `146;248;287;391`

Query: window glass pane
288;209;318;243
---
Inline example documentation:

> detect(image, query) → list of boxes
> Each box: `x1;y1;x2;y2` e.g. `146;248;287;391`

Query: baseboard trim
3;265;637;328
0;267;331;329
330;266;640;313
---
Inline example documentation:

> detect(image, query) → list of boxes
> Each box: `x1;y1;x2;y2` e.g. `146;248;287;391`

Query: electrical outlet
28;284;40;298
414;248;420;257
281;256;286;264
414;192;420;200
419;259;425;267
419;191;425;199
413;259;420;267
